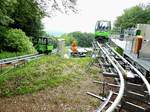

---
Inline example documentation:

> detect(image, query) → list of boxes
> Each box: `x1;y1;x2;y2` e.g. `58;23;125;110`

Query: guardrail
0;54;44;72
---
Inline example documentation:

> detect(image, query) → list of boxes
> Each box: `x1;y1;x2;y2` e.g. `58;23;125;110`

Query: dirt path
0;68;103;112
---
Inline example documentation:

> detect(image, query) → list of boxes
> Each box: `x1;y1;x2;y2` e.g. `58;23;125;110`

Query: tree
0;0;17;51
36;0;78;17
0;0;41;52
115;4;150;29
10;0;44;40
63;32;94;47
60;33;74;46
9;0;78;42
0;0;78;52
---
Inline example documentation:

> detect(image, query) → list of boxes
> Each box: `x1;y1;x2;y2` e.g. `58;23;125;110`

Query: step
126;82;146;95
86;92;105;101
122;101;146;112
115;57;122;61
93;81;120;88
125;91;148;103
102;64;112;67
103;72;119;78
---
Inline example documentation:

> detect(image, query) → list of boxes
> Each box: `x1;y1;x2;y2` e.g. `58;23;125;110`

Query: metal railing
0;54;44;73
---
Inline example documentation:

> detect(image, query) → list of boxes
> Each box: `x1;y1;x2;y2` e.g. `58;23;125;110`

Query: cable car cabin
95;20;111;43
36;37;53;54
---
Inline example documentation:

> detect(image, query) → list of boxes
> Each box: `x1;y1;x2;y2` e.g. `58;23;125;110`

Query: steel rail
97;42;125;112
0;54;34;62
103;47;127;76
97;91;113;112
0;54;44;74
106;43;150;95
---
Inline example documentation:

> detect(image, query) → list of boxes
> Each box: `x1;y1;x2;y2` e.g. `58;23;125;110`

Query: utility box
57;39;65;57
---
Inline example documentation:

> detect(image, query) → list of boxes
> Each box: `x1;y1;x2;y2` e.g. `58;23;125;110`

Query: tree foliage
115;4;150;29
0;0;17;51
36;0;78;17
0;0;44;52
10;0;45;39
61;32;94;47
0;0;16;26
0;0;78;53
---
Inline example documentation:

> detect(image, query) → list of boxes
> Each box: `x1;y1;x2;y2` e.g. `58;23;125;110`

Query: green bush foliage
4;29;36;53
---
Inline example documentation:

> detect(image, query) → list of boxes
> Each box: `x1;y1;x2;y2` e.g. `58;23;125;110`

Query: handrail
0;54;41;63
0;54;43;64
97;42;125;112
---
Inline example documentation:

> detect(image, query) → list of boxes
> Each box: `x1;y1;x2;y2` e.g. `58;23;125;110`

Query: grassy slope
0;55;95;97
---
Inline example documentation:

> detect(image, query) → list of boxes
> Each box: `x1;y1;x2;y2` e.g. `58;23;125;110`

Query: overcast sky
42;0;149;34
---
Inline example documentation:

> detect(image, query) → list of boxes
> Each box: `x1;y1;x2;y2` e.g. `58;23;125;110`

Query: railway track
0;54;43;72
87;41;150;112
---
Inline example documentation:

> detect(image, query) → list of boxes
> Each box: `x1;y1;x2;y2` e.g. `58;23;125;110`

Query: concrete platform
110;38;150;75
111;38;126;49
124;51;150;72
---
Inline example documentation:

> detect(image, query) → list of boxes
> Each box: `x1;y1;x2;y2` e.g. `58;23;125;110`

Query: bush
4;29;36;53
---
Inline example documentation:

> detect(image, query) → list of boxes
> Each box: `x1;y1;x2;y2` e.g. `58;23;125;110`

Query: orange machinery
71;40;78;54
133;36;143;54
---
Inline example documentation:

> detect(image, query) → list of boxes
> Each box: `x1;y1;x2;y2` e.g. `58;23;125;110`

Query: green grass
0;51;27;59
0;55;92;97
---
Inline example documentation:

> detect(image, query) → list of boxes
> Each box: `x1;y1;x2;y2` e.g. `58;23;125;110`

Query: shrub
4;29;36;53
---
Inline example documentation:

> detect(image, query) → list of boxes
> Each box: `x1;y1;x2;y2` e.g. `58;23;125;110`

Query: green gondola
35;37;53;54
95;20;111;43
